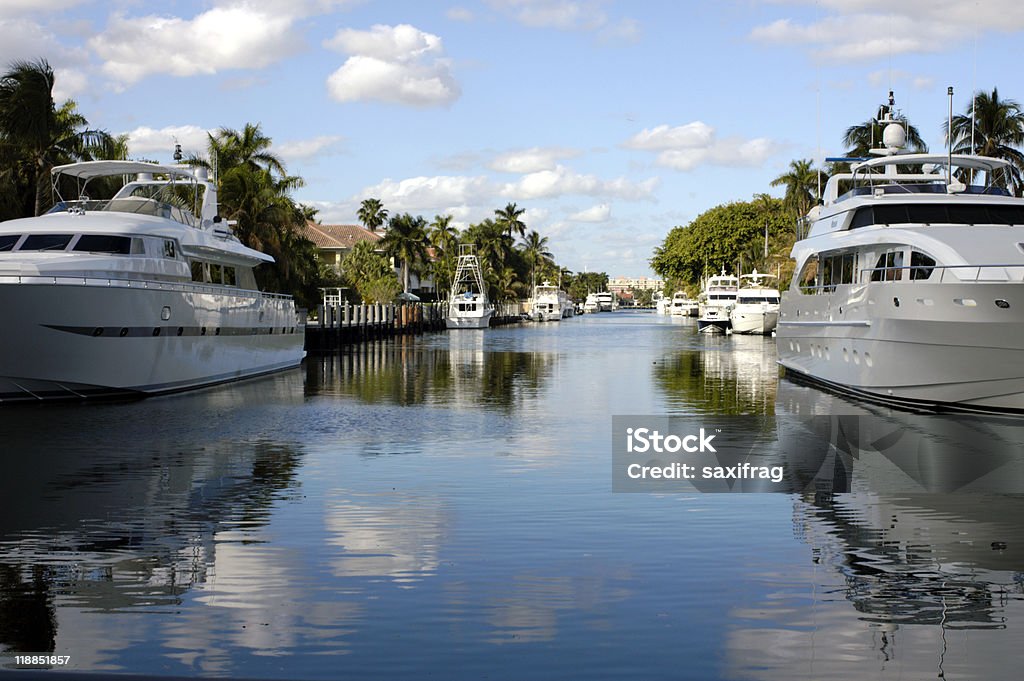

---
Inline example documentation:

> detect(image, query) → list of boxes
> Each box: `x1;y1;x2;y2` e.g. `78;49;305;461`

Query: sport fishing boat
777;92;1024;413
446;244;494;329
730;270;780;335
0;159;305;401
697;269;738;334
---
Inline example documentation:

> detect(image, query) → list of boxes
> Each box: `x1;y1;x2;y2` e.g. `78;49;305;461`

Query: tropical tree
947;87;1024;195
842;114;926;158
358;197;388;232
0;58;116;216
341;240;400;303
494;201;527;238
209;122;287;176
519;229;553;286
428;214;458;296
769;159;819;219
380;212;429;293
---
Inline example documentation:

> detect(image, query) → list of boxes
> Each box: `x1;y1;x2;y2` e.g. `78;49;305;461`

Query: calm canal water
1;311;1022;680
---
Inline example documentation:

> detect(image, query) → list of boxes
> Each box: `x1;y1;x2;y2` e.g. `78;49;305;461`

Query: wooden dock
304;302;523;351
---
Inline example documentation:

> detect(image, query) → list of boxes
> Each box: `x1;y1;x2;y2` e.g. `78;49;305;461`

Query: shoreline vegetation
651;88;1024;295
5;59;1022;307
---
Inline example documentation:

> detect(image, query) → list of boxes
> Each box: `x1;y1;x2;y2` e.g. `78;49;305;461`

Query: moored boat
776;92;1024;413
730;271;780;335
446;244;494;329
0;159;304;401
697;269;738;334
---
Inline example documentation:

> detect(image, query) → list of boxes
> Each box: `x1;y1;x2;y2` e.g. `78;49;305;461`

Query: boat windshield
48;182;201;228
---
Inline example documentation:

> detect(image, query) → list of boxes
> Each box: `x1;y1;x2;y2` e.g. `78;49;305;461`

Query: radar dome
882;122;906;150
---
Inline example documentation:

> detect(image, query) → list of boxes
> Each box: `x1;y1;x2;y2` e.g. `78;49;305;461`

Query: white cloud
275;135;344;161
352;174;494;214
52;67;89;102
624;122;780;172
568;203;611;222
623;122;715;151
749;1;1024;61
489;146;582;173
91;6;301;87
501;164;658;200
447;7;475;22
324;24;460;107
0;0;82;20
486;0;606;31
123;125;211;156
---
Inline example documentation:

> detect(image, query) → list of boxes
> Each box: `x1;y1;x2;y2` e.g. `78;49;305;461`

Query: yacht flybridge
777;93;1024;412
0;159;304;401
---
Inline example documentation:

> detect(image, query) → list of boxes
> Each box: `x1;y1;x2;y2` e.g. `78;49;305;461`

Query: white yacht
446;244;494;329
530;281;564;322
596;290;615;312
669;291;698;317
653;291;669;314
583;292;601;313
0;159;304;401
730;270;780;335
777;94;1024;413
697;269;738;334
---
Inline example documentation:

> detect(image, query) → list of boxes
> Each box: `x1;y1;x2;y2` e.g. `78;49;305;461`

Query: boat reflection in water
723;378;1024;680
652;334;778;415
308;333;554;413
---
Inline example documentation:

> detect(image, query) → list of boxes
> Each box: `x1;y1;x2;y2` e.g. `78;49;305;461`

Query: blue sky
3;0;1023;276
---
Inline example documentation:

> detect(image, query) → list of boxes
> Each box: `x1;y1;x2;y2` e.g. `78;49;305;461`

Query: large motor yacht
777;94;1024;413
0;160;305;401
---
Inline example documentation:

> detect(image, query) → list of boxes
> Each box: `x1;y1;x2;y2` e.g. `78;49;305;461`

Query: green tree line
652;88;1024;290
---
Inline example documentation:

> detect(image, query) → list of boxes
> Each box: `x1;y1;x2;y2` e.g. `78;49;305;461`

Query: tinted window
20;234;73;251
0;235;19;251
873;205;908;225
850;203;1024;227
910;250;936;280
73;235;132;254
223;266;236;286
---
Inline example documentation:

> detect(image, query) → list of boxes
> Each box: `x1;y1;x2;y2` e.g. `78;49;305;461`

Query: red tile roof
302;222;382;250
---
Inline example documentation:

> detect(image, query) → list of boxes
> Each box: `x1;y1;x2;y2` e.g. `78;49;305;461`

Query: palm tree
769;159;819;219
0;58;115;215
494;202;527;238
519;229;553;286
358;197;388;232
380;212;429;293
947;88;1024;195
842;117;926;158
209;123;287;177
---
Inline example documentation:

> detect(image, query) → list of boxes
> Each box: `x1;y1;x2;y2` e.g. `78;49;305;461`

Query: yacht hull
0;281;304;401
446;312;493;329
777;282;1024;412
730;308;779;335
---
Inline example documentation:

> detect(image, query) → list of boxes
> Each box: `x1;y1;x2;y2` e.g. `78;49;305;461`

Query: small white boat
653;291;669;314
730;270;780;335
697;269;738;334
0;159;304;401
530;281;564;322
669;291;698;316
446;244;494;329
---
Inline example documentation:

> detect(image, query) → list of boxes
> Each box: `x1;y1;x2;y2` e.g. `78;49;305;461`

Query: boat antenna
173;143;182;162
947;86;954;188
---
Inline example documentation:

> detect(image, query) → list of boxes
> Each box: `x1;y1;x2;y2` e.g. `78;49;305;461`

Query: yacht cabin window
850;203;1024;228
797;255;819;293
909;250;936;280
21;234;73;251
73;235;133;254
0;235;20;251
870;250;904;282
